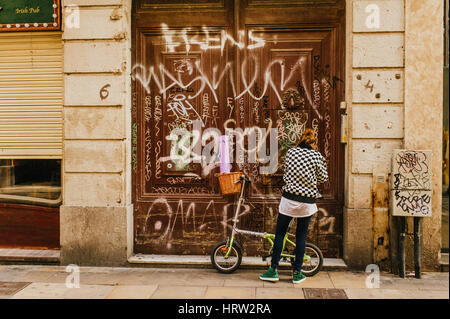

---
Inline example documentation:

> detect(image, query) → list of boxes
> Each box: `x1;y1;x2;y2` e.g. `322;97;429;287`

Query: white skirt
278;196;318;218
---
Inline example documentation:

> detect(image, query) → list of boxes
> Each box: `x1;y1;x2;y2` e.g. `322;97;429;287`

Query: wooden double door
132;0;345;257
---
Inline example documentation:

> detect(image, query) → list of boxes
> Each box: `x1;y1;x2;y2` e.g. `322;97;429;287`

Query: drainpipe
414;217;421;278
398;216;406;278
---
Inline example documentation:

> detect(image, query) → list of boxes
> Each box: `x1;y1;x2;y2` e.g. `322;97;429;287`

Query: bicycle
211;174;324;276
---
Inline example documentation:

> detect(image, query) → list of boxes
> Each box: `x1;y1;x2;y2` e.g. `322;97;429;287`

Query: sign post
390;149;432;278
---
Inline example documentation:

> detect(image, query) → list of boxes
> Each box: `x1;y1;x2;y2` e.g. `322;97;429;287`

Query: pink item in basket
219;135;231;173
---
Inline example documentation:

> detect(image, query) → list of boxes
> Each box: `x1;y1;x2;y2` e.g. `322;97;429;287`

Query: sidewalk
0;265;448;299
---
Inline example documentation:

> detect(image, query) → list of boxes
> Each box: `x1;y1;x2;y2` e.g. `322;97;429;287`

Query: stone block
343;208;373;269
352;70;404;103
64;107;124;139
353;33;404;68
353;0;404;32
65;74;124;106
63;173;123;206
64;140;123;173
352;105;403;138
349;175;372;209
63;7;124;40
64;42;124;73
352;139;402;174
60;206;130;266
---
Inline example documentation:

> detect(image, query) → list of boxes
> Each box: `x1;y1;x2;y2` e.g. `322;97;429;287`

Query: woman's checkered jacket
282;146;329;200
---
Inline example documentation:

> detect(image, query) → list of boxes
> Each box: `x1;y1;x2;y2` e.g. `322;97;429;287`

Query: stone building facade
0;0;444;271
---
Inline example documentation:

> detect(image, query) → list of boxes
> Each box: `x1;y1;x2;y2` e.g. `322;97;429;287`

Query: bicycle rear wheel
211;241;242;274
301;243;323;277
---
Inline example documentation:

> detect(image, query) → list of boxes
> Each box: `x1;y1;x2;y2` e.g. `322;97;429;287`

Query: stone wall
403;0;443;271
344;0;443;271
60;0;133;266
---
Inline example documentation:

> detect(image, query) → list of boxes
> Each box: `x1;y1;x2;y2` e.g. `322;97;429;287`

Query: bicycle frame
224;178;296;260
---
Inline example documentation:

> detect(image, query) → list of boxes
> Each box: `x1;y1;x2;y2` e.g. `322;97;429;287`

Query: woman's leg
293;215;312;272
270;213;293;270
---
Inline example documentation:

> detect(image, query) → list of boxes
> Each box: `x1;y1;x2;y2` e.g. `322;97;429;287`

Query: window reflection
0;159;61;207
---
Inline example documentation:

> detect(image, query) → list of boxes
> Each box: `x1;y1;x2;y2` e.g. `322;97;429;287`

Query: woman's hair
296;128;316;148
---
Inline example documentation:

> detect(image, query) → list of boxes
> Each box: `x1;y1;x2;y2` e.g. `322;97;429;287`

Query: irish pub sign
0;0;61;31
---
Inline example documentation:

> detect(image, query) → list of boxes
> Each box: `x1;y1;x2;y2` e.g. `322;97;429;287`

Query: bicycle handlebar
239;175;251;183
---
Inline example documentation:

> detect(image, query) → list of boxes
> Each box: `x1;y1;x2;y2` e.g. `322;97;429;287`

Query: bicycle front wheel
301;243;323;277
211;241;242;274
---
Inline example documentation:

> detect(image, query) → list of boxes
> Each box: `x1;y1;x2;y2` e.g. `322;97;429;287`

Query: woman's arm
316;154;329;184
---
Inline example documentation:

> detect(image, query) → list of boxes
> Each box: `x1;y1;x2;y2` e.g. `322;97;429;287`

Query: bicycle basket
216;172;244;195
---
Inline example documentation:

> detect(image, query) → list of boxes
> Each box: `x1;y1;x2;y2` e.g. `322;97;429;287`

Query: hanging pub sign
0;0;61;32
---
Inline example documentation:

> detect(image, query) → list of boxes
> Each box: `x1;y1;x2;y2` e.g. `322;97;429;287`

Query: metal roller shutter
0;32;63;158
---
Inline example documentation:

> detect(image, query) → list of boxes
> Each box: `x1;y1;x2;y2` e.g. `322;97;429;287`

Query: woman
259;128;328;283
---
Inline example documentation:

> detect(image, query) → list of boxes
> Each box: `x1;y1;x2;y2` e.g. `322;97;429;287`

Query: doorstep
0;248;60;265
128;254;348;270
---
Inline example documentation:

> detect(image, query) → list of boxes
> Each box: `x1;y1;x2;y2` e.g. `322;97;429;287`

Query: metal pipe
414;217;421;279
398;216;406;278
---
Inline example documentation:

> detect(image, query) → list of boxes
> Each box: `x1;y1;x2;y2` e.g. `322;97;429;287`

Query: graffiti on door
132;15;344;257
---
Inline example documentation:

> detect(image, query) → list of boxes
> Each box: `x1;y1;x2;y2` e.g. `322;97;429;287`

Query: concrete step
0;248;60;265
128;254;348;270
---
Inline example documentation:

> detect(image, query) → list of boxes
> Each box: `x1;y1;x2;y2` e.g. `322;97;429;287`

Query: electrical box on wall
390;149;432;217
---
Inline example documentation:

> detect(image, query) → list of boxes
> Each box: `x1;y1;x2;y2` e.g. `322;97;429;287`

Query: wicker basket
216;172;244;195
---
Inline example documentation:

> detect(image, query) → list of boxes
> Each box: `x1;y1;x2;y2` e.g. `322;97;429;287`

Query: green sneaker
292;270;306;284
259;268;279;282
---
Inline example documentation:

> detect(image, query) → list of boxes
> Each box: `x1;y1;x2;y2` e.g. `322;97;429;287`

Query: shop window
0;159;61;207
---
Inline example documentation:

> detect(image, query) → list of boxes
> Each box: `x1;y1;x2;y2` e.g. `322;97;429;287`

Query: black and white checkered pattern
282;147;328;198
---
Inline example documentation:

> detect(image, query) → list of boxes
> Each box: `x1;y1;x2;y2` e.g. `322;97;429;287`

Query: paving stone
223;270;264;287
256;287;305;299
14;271;58;282
0;268;33;282
328;271;367;288
63;284;115;299
43;272;74;284
0;282;31;298
345;288;449;299
11;281;114;299
204;286;256;299
106;285;158;299
292;272;335;289
379;273;449;291
76;271;133;286
151;269;225;287
11;283;68;299
151;286;207;299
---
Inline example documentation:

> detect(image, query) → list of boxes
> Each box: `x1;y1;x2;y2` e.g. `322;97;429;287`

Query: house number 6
100;84;111;100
